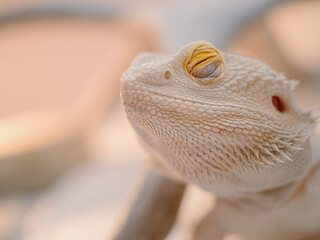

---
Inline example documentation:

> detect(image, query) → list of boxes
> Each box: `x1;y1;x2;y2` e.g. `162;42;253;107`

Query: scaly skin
121;41;320;240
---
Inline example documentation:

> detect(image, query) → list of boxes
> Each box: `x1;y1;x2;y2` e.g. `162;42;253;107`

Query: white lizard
119;41;320;240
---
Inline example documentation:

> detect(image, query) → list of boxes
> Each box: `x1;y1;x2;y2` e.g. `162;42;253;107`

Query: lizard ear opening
272;95;286;113
185;43;225;85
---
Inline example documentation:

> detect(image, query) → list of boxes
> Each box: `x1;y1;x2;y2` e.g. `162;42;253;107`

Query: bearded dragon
118;41;320;240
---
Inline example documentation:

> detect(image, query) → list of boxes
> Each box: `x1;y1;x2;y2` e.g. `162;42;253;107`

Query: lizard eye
185;43;224;85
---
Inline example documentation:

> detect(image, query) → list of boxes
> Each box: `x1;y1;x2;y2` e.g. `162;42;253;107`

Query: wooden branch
112;168;186;240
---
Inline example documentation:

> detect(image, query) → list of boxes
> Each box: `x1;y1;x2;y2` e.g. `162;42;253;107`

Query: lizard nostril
164;70;172;80
272;95;286;112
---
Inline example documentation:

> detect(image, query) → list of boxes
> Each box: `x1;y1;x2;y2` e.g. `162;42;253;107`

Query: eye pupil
272;95;285;112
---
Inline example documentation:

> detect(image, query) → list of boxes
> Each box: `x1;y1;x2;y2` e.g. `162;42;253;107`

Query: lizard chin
123;97;314;197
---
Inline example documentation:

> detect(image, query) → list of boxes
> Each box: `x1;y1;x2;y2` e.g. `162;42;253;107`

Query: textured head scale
121;41;318;196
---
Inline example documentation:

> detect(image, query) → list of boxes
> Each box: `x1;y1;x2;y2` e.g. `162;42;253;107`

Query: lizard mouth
121;85;298;145
121;84;261;116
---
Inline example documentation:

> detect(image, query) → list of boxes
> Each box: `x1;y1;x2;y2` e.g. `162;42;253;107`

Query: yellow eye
185;43;224;85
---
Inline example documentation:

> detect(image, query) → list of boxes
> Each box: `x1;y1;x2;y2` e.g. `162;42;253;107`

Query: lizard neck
222;140;315;212
223;180;299;212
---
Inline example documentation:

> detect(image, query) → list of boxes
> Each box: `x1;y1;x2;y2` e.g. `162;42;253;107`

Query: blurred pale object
0;15;163;192
265;0;320;76
229;0;320;80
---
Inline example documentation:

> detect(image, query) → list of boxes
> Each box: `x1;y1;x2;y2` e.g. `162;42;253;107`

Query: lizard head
121;41;318;196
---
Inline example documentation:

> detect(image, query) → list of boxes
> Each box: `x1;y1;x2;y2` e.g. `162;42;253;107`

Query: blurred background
0;0;319;239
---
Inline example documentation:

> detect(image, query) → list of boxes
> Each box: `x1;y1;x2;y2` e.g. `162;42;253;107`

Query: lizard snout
121;63;173;90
